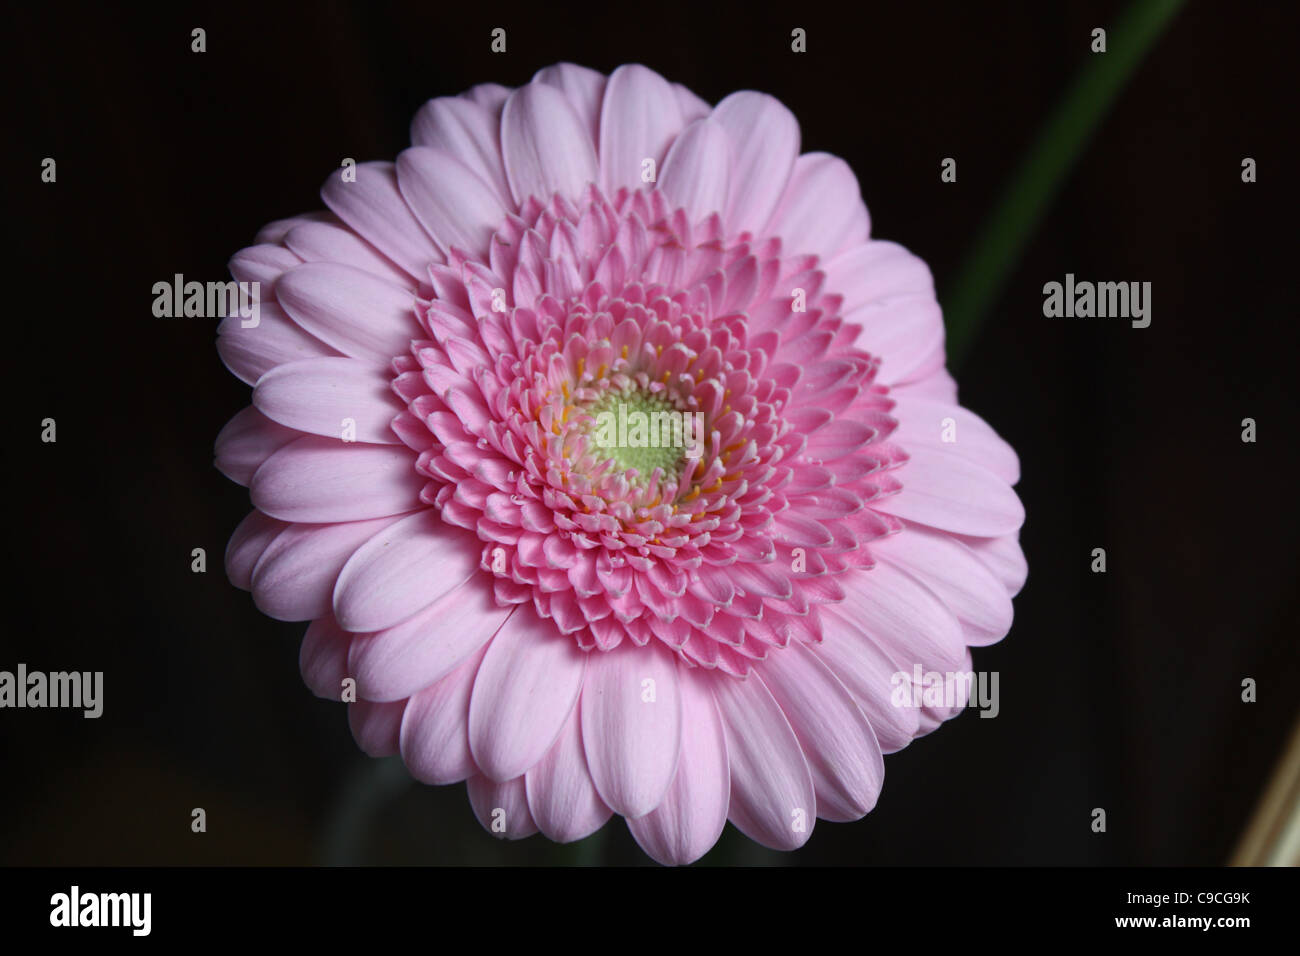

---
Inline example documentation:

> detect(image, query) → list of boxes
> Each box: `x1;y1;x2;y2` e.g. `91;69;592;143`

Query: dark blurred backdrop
6;0;1297;865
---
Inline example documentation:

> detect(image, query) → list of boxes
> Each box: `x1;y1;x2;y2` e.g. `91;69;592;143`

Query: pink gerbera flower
216;63;1026;864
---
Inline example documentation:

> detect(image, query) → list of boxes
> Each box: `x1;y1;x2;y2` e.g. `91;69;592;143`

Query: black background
6;0;1297;865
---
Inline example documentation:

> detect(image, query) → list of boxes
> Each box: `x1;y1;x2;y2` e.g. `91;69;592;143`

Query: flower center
581;387;700;483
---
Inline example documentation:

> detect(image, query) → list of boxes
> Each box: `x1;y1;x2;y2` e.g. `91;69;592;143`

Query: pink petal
829;240;935;309
876;445;1024;537
532;63;607;149
229;243;301;295
813;608;920;752
599;64;683;194
214;406;300;486
580;641;682;818
673;83;711;123
891;367;959;404
765;153;870;261
299;617;353;700
657;118;730;223
253;356;403;444
844;295;946;383
953;531;1028;597
276;262;420;365
348;575;512;701
225;509;288;590
251;436;422;523
467;774;538;840
409;96;513;207
217;302;341;387
348;698;406;757
461;83;511;114
396;146;508;259
892;395;1020;484
468;605;587;782
627;668;729;865
758;643;883;822
501;82;598;206
250;515;407;622
836;563;966;673
399;643;487;785
283;221;414;289
712;672;816;850
525;709;612;843
874;525;1014;645
711;91;800;236
320;161;440;280
333;510;481;633
254;212;331;245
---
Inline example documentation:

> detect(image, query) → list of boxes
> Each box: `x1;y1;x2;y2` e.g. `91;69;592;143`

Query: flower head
216;63;1026;864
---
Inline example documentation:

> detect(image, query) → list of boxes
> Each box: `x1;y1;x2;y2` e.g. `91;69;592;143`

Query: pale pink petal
848;296;946;384
320;161;440;280
396;146;508;259
891;366;959;404
348;575;512;701
837;563;967;673
299;617;353;700
599;64;684;194
409;96;513;206
467;774;538;840
892;395;1020;484
657;119;730;222
283;221;414;289
253;356;404;444
251;515;407;622
874;524;1015;645
275;262;420;365
711;91;800;236
532;63;606;147
501;82;598;206
525;709;612;843
580;641;682;818
765;153;870;260
712;672;816;850
953;531;1028;597
217;302;341;386
673;83;711;123
251;436;422;523
758;643;884;822
214;406;300;486
348;698;406;757
627;668;729;865
828;240;935;309
876;445;1024;537
225;509;288;590
254;211;331;245
333;510;481;633
461;83;511;114
469;605;587;782
399;643;487;785
229;243;302;295
813;608;921;752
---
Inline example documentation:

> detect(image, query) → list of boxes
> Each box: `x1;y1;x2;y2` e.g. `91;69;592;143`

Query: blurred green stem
323;756;411;866
943;0;1185;366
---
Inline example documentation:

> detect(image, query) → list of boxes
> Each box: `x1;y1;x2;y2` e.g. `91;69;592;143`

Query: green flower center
582;388;701;480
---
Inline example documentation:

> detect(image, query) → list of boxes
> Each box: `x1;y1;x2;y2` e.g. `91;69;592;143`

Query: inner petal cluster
397;185;909;674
